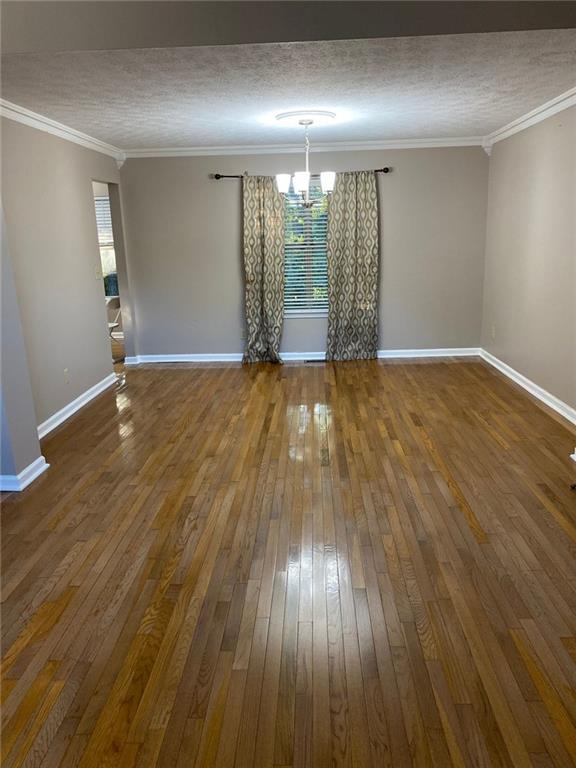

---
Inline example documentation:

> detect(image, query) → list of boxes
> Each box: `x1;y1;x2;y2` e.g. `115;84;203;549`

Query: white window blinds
94;196;114;249
284;177;328;314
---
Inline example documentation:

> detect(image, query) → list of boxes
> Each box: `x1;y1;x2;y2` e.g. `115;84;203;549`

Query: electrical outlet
490;323;496;341
63;367;70;384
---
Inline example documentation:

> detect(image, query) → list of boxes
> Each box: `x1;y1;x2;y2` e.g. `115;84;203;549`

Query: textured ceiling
2;30;575;149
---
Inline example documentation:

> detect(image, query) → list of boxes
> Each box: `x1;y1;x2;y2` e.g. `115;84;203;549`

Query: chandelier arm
303;123;311;204
215;114;393;197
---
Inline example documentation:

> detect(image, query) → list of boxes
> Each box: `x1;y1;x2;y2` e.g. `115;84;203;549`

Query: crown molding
0;99;125;162
483;87;576;152
0;98;482;159
123;136;484;158
2;86;574;162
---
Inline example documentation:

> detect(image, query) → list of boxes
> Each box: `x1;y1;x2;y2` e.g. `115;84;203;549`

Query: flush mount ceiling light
275;110;337;127
275;111;337;204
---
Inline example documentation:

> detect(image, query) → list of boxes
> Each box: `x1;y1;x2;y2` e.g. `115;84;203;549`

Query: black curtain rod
212;168;391;180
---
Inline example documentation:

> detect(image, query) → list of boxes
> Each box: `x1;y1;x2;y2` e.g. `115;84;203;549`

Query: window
94;195;118;296
284;176;328;315
94;196;114;249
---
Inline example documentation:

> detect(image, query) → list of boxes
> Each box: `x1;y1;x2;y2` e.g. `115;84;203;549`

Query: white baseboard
10;351;571;479
0;456;50;492
480;350;576;427
123;348;574;428
37;373;119;439
124;348;481;365
282;351;326;361
287;348;480;360
125;353;243;364
377;347;480;359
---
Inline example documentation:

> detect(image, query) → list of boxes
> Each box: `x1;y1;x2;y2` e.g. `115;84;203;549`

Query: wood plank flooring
110;336;125;365
2;359;576;767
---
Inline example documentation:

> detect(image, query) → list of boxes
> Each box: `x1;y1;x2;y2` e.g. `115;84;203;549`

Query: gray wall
121;147;489;356
4;105;574;450
1;118;120;425
481;106;575;409
1;207;43;475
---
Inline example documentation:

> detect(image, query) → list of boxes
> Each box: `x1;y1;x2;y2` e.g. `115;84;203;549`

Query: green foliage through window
284;177;328;313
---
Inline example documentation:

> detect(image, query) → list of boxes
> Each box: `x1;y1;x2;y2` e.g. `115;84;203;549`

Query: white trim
37;373;119;439
282;351;326;361
0;99;125;162
3;87;574;162
377;347;480;359
483;87;576;151
124;136;483;158
0;102;482;157
0;353;570;490
0;456;50;492
125;348;480;365
480;350;576;427
125;354;243;364
116;349;576;432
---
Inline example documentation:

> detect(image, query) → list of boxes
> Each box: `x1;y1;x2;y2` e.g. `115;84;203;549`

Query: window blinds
94;196;114;249
284;177;328;314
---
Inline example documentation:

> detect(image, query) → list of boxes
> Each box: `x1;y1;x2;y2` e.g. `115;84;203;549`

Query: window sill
284;310;328;319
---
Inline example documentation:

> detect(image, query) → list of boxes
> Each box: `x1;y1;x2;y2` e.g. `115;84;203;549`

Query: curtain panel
242;176;285;363
326;171;380;361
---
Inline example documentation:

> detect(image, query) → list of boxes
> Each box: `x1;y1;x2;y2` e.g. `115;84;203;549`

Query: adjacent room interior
1;2;575;766
92;181;125;366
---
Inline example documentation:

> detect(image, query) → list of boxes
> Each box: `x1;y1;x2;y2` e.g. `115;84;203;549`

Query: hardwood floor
110;336;125;365
2;359;576;768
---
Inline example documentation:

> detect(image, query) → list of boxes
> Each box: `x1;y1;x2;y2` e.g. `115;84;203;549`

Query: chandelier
275;111;336;206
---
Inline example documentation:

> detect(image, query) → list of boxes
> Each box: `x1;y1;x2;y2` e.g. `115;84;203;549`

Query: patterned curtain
326;171;380;360
242;176;285;363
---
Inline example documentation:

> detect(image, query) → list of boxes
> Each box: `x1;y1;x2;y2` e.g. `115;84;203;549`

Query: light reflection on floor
114;376;135;441
286;402;332;463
